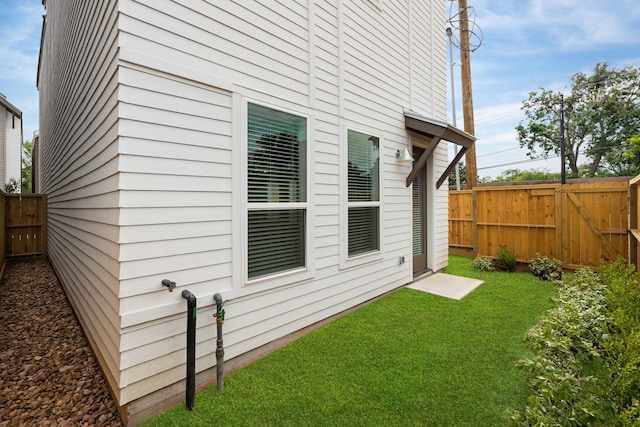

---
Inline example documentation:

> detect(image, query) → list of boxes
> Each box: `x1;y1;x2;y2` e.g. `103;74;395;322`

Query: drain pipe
182;290;197;410
213;293;225;390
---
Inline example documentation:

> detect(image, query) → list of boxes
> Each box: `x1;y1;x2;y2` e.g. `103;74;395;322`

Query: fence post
554;185;562;261
472;188;478;258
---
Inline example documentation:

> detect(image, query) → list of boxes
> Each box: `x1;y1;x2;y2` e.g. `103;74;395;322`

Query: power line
478;155;560;171
476;146;522;158
446;1;483;52
476;145;620;171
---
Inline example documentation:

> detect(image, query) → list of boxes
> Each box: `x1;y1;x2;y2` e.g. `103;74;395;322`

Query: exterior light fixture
396;148;413;162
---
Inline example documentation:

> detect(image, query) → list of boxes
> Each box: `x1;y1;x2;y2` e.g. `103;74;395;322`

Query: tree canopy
22;139;32;193
493;168;560;183
516;63;640;178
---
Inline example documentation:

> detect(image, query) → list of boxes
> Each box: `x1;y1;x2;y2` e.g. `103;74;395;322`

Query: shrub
510;267;610;426
529;253;563;282
4;178;19;194
511;260;640;426
495;246;517;272
471;255;495;272
600;259;640;421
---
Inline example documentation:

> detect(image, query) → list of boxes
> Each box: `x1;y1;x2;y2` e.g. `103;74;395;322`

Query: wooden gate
560;182;628;269
5;194;48;258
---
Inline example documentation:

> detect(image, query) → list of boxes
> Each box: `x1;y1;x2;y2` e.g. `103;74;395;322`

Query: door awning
404;108;476;189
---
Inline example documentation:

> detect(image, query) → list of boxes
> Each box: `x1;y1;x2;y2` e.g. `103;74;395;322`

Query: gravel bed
0;258;123;426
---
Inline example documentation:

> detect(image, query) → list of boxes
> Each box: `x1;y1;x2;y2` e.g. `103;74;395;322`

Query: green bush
496;246;517;272
512;259;640;426
600;259;640;422
471;255;495;272
510;267;610;426
529;253;563;281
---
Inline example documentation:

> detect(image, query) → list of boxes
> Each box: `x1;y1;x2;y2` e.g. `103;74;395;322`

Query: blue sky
0;0;42;141
453;0;640;178
1;0;639;179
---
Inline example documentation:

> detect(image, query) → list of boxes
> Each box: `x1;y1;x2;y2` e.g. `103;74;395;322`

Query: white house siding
115;62;235;403
409;0;449;271
0;96;23;189
39;0;451;414
3;110;22;186
38;0;123;395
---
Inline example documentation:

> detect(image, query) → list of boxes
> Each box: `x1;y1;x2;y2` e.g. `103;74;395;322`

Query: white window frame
241;99;314;289
340;123;384;269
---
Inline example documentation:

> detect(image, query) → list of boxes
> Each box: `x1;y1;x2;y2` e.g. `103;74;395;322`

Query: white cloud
470;0;639;54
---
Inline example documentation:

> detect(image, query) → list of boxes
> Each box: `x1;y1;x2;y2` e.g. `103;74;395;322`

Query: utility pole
457;0;477;189
446;27;461;190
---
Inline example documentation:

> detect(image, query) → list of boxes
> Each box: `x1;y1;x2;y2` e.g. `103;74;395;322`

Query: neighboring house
0;93;22;192
37;1;474;424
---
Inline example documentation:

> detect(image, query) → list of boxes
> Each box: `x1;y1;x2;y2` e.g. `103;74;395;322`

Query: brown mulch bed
0;258;123;426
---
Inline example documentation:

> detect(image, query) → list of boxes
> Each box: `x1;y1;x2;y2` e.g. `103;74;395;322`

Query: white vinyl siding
3;110;21;187
38;0;122;394
116;66;234;402
39;0;451;413
118;0;311;106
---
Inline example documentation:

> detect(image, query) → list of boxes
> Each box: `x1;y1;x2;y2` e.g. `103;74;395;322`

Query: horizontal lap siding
119;0;310;105
38;1;122;397
313;1;341;273
38;0;447;406
118;0;440;404
343;1;412;266
411;1;449;269
3;112;21;184
410;1;446;117
211;0;445;374
115;1;314;400
116;62;233;402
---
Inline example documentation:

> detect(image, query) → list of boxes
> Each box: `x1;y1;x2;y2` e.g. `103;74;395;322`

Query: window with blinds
412;170;424;256
347;129;380;257
247;103;307;279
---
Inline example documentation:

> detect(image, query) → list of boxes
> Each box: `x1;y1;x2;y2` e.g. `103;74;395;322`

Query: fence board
449;180;629;269
5;194;48;258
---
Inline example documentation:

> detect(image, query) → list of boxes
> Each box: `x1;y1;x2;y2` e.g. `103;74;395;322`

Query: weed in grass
496;246;517;272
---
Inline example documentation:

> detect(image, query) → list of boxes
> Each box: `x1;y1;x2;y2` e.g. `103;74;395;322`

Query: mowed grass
142;256;556;427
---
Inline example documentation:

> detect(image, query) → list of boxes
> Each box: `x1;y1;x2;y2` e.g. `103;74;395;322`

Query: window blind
348;207;379;256
412;169;424;256
248;210;305;278
347;129;380;256
247;103;307;279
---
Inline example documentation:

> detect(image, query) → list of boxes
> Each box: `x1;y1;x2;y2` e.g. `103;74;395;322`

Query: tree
623;135;640;173
516;63;640;178
21;139;32;193
493;168;560;182
448;162;466;186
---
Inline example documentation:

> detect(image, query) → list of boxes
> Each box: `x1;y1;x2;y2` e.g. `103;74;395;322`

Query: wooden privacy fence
449;179;629;269
0;193;47;269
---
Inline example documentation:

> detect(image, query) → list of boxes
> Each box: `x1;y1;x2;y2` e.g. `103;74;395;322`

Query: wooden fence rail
449;180;629;269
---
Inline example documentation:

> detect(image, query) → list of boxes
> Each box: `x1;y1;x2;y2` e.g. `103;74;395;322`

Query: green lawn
142;256;556;427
